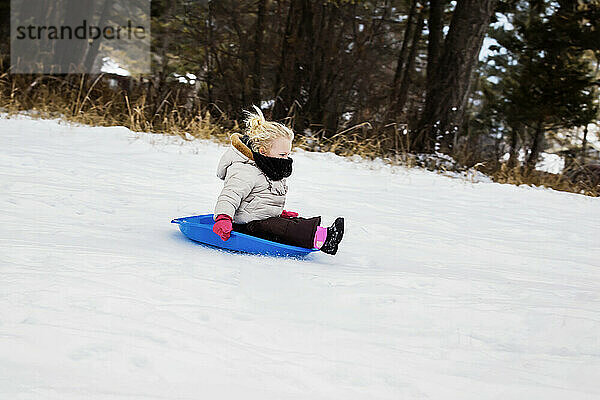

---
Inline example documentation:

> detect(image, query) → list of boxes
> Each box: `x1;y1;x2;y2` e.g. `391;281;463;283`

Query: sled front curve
171;214;319;257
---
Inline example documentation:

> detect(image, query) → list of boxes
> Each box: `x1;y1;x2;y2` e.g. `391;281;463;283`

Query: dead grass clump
0;73;232;144
491;164;599;197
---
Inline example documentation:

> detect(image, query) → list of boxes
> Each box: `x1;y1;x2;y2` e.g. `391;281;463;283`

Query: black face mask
241;135;293;181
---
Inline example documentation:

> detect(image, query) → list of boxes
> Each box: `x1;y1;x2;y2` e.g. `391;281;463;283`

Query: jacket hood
216;133;255;180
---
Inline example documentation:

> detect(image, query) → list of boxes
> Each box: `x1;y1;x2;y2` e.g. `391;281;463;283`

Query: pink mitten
281;210;299;218
213;214;233;241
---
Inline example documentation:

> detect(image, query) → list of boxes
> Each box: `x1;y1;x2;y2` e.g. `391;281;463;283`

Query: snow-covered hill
1;116;599;399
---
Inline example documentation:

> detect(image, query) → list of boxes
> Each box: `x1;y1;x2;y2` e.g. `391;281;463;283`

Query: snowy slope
1;116;599;399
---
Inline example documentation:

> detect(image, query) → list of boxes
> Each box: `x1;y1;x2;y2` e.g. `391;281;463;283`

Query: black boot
320;217;344;255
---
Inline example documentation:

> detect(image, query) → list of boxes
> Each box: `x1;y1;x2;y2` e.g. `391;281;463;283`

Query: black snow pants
233;216;321;249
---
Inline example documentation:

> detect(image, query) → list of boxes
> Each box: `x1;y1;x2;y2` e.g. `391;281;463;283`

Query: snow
100;57;131;77
569;124;600;152
479;36;510;62
260;99;274;110
492;12;515;31
480;13;512;62
173;73;196;85
1;116;600;399
546;124;600;162
537;152;565;174
501;149;528;165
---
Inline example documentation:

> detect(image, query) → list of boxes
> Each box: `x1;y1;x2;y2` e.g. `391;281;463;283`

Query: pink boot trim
313;226;328;249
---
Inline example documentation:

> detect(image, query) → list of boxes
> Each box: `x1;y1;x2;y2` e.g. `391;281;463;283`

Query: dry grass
491;163;599;197
0;73;233;144
294;121;419;167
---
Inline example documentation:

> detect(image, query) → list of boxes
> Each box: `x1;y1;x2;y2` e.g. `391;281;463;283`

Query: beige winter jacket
214;133;288;224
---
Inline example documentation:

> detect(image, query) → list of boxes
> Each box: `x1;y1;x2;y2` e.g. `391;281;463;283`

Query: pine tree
477;0;598;170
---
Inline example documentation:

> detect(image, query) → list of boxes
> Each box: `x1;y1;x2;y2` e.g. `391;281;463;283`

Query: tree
417;0;498;153
477;0;598;170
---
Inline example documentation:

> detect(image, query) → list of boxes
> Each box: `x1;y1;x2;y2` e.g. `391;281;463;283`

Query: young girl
212;105;344;255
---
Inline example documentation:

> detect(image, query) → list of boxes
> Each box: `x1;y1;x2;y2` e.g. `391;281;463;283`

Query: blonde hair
242;105;294;153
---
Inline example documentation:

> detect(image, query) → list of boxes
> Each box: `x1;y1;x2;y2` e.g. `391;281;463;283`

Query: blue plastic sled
171;214;320;258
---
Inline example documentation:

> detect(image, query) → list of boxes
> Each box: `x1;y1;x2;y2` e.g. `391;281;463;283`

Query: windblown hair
241;105;294;153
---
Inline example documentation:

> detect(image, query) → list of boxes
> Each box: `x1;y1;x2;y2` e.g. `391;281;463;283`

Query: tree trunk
394;10;424;116
272;0;302;120
424;0;446;108
54;0;94;72
83;0;113;73
153;0;176;116
228;6;248;108
417;0;497;153
206;0;214;107
526;121;543;170
306;3;343;136
251;0;267;106
507;126;519;168
581;124;588;162
0;0;9;58
391;0;418;99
